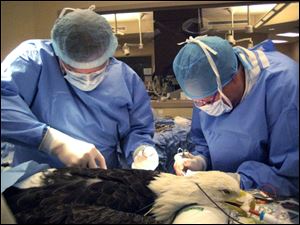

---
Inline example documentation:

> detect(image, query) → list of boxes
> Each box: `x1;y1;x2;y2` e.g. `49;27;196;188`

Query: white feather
148;171;242;222
14;168;57;189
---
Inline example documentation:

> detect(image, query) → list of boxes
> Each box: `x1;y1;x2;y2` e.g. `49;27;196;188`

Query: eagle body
3;168;253;224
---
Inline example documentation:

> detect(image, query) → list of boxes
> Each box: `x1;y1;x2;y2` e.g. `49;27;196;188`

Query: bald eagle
3;168;254;224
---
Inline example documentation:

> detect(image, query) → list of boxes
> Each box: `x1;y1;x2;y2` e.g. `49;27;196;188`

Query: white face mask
198;96;233;116
64;63;107;91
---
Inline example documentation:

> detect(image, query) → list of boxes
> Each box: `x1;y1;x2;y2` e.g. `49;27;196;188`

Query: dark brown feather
3;168;160;224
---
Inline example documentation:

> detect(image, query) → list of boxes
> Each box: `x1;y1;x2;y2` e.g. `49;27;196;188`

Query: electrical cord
194;182;244;224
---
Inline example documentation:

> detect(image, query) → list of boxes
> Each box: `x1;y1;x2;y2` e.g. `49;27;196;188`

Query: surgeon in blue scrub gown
172;36;299;197
1;7;159;170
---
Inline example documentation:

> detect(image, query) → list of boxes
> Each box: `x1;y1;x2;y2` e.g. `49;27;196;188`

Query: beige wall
275;41;299;62
1;1;36;61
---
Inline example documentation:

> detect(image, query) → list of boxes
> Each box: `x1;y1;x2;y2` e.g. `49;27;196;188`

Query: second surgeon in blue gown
172;36;299;197
1;7;158;170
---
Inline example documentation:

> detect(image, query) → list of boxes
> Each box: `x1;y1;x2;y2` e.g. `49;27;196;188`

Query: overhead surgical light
122;43;130;56
272;40;288;43
276;32;299;37
102;12;142;22
225;7;253;48
120;13;145;56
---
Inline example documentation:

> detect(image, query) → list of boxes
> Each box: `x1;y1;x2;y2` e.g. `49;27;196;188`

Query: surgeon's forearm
238;161;299;197
1;95;47;147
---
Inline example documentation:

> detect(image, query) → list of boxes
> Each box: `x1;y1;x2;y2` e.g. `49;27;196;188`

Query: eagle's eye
221;189;231;195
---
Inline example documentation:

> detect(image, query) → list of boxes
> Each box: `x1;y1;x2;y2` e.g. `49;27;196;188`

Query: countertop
151;100;193;108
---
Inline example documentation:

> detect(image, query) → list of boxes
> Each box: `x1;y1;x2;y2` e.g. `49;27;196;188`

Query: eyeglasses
60;60;107;76
193;92;219;107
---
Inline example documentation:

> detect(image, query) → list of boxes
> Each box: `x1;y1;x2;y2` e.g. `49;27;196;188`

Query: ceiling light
272;39;288;43
102;13;142;22
231;4;276;14
276;32;299;37
250;4;277;13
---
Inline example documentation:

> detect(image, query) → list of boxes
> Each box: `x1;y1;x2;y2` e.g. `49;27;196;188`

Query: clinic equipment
249;209;292;224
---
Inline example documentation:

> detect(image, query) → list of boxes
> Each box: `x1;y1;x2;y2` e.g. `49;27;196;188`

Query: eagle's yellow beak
224;190;256;217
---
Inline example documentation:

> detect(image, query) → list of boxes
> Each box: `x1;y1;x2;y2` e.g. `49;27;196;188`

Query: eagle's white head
148;171;254;223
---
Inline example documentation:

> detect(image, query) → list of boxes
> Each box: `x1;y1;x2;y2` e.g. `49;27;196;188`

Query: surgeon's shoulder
4;39;54;64
263;51;298;83
264;51;298;71
20;39;54;55
14;39;49;51
263;51;298;102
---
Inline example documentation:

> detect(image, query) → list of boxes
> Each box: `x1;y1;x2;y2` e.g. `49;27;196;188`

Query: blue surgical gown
190;41;299;197
1;40;154;169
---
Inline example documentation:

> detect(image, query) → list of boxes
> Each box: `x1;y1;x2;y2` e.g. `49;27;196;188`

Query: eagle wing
4;167;160;224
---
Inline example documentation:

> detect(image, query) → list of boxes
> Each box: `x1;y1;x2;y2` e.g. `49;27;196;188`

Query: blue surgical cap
51;9;118;69
173;36;238;99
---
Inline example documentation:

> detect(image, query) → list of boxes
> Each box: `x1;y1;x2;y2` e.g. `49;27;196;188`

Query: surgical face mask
63;63;107;91
197;95;233;116
193;89;233;116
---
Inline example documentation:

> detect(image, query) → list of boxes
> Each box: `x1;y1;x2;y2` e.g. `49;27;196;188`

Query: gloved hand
131;145;159;170
173;152;207;176
39;127;107;169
